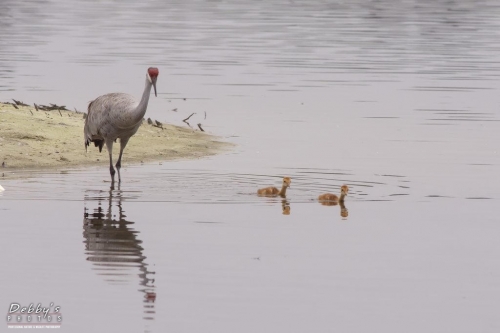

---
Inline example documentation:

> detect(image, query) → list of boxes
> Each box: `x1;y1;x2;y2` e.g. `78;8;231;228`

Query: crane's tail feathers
84;99;104;152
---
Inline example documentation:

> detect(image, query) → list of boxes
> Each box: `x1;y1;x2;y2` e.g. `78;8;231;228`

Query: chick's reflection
282;199;291;215
83;186;156;321
319;200;349;219
340;202;348;219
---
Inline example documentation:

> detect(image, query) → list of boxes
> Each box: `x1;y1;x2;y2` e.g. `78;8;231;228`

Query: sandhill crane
84;67;159;183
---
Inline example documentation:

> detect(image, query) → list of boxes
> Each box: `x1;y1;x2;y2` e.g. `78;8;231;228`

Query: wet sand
0;102;232;172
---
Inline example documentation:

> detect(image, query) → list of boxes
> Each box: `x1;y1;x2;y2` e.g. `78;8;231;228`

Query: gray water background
1;1;499;332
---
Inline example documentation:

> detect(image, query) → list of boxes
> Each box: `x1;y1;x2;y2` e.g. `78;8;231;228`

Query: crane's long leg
106;139;116;184
115;137;130;183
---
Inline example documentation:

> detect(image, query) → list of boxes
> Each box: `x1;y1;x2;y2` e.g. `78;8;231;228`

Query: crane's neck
278;185;288;197
132;76;153;123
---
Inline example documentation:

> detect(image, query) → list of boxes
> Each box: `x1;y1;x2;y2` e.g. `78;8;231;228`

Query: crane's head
282;177;291;188
340;185;349;196
147;67;159;97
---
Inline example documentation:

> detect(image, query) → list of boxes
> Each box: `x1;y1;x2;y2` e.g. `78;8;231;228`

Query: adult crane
84;67;159;183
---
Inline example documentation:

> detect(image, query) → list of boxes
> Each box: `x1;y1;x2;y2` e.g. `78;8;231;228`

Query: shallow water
1;1;500;332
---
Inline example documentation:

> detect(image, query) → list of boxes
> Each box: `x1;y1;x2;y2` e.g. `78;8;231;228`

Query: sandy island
0;102;232;174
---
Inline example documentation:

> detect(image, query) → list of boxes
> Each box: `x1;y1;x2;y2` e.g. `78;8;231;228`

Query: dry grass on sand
0;102;232;173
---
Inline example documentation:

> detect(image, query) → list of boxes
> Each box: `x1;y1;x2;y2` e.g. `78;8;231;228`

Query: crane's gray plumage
84;67;159;183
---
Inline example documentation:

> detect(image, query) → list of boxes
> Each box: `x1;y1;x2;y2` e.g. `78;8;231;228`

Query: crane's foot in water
109;165;116;187
115;162;122;183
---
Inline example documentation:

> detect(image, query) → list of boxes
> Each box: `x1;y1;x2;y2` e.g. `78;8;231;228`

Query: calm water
1;1;500;332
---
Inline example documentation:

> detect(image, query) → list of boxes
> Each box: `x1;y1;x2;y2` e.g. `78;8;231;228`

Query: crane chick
257;177;291;198
318;185;349;205
84;67;159;183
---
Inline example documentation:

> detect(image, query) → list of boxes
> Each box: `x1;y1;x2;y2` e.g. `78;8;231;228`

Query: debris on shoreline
0;101;231;172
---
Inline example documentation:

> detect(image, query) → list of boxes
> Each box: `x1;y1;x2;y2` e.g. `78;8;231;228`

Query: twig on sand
51;103;68;111
37;103;68;111
58;110;62;117
183;113;195;123
154;120;163;129
12;99;28;106
197;123;205;132
30;110;33;115
183;113;196;129
11;103;18;109
34;103;39;111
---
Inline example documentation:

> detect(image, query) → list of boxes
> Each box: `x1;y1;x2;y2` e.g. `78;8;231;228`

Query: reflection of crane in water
83;185;156;323
318;200;349;219
282;199;291;215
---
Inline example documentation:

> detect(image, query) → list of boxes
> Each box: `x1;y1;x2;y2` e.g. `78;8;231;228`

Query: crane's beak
152;78;158;97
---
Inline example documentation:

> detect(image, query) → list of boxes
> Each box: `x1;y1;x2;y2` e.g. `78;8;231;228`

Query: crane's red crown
148;67;159;78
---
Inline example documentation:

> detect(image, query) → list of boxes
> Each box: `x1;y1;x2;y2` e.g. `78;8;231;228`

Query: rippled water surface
1;1;500;332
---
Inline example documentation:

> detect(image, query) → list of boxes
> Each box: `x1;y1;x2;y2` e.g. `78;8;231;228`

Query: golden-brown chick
257;177;291;197
318;185;349;205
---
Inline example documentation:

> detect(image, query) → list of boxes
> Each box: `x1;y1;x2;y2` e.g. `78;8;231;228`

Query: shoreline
0;102;232;178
